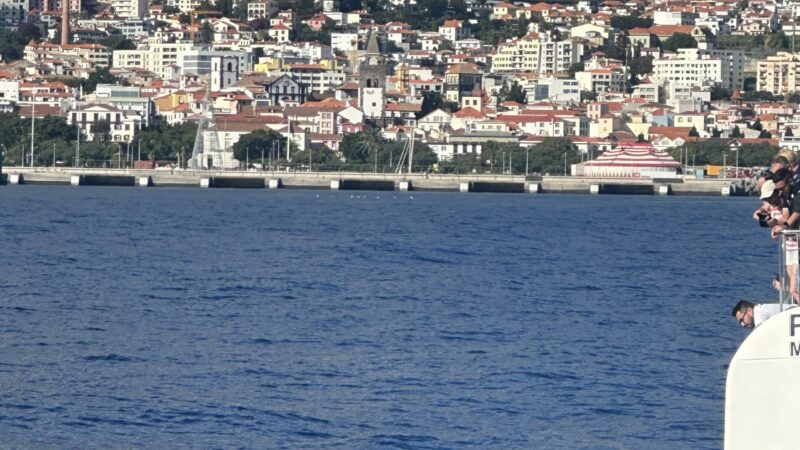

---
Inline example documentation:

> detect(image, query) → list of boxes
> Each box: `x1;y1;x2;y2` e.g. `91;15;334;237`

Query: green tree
528;138;581;175
91;120;111;143
610;15;652;30
731;125;742;138
689;126;699;137
291;145;339;168
662;33;697;52
63;67;121;94
710;83;731;101
737;142;780;166
668;139;729;165
759;129;772;138
0;29;28;62
231;129;287;165
628;55;653;80
358;126;384;170
498;81;527;104
136;121;198;161
418;91;445;118
200;22;214;44
99;34;137;50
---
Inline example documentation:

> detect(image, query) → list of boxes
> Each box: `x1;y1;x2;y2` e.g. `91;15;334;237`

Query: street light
722;152;727;179
733;147;739;179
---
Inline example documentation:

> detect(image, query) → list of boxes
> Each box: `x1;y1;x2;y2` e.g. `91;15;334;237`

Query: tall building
757;52;800;95
111;0;147;18
444;63;482;105
211;56;238;91
653;55;725;89
492;32;583;74
358;30;387;120
0;0;27;29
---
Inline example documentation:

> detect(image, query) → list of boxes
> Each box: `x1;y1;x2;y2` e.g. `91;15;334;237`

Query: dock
0;167;752;196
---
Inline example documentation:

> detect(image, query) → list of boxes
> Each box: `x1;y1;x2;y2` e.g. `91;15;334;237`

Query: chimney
61;0;69;46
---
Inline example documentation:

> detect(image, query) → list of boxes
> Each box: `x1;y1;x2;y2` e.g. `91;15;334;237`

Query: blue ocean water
0;186;775;449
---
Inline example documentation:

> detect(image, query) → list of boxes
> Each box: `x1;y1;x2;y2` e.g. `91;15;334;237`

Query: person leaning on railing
770;168;800;304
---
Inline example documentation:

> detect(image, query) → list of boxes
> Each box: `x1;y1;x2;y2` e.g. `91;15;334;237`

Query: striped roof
584;143;681;168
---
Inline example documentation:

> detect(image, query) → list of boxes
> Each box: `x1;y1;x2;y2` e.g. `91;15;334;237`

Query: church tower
358;30;387;121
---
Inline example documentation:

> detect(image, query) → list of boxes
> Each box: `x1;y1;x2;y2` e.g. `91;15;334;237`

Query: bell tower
358;30;387;121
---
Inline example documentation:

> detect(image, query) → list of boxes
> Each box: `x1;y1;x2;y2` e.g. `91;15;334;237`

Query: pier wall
0;167;751;196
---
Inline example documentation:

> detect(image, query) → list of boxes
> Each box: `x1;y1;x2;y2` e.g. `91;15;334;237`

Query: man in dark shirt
772;168;797;236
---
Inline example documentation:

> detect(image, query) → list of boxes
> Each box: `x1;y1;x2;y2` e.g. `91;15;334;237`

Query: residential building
0;0;26;28
111;0;147;18
757;52;800;95
92;83;153;126
68;104;143;143
114;43;199;78
438;19;470;42
575;67;627;93
653;55;725;89
492;32;582;74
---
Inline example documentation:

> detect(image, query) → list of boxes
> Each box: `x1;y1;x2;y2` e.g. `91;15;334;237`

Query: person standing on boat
731;300;795;329
769;169;799;303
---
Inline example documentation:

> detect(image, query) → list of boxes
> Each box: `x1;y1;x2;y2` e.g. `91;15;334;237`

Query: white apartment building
284;65;346;93
167;0;200;13
247;1;271;20
68;104;142;143
0;80;19;110
438;19;470;42
179;49;253;76
492;33;582;74
653;55;725;89
331;32;358;53
653;10;695;26
92;83;153;126
111;0;147;19
113;43;199;78
521;76;580;103
575;68;627;93
757;52;800;95
678;47;747;90
0;0;26;28
25;42;111;68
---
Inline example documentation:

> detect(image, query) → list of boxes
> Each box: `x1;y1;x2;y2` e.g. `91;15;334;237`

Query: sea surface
0;186;777;449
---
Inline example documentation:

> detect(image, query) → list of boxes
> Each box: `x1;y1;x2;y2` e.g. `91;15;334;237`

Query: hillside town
0;0;796;174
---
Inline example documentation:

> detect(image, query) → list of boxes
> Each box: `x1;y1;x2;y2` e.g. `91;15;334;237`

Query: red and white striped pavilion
579;143;681;178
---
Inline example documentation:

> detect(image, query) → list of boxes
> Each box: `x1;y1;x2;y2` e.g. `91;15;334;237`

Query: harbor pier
1;167;752;196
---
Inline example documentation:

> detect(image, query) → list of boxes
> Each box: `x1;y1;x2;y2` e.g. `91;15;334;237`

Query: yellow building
492;33;541;72
154;90;190;113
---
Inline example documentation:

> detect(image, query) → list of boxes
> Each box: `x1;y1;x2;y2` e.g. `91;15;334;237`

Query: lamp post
564;151;567;176
734;147;739;179
722;152;727;179
525;147;529;175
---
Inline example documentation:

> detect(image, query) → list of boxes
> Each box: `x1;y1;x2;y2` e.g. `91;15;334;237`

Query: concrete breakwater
2;167;752;196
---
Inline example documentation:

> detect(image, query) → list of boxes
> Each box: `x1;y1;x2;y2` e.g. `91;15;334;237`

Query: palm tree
358;126;384;172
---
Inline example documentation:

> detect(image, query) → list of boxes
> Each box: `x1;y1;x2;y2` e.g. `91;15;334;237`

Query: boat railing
777;230;800;306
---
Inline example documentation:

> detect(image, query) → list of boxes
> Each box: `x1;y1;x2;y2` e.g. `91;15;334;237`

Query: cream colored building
653;55;725;89
492;33;582;74
113;43;199;78
757;52;800;95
